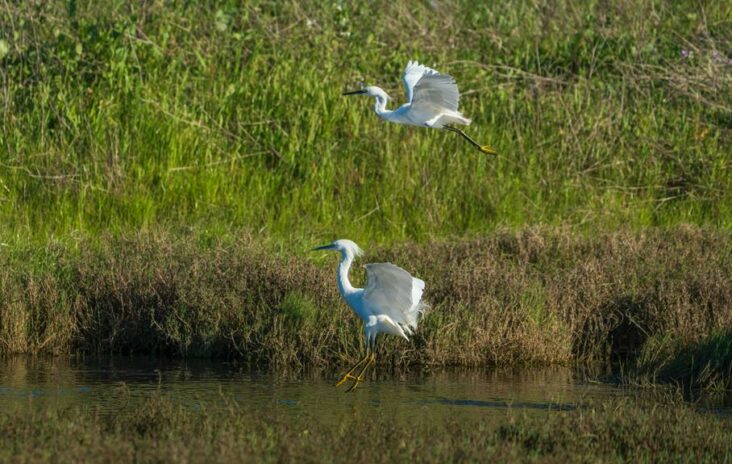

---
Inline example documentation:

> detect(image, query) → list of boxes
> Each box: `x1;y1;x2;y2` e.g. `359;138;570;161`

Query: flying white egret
313;239;427;392
343;60;497;155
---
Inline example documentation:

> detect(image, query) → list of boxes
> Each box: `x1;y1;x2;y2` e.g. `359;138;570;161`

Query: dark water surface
0;357;728;422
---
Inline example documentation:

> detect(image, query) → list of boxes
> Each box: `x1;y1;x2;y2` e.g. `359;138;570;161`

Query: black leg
444;126;497;155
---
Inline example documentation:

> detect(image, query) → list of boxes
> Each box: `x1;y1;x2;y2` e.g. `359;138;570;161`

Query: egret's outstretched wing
402;61;431;103
363;263;426;333
402;61;460;112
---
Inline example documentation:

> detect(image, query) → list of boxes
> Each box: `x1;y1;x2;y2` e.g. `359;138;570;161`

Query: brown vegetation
2;226;731;372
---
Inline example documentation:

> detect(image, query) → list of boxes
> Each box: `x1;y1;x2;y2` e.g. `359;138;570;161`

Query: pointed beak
342;89;367;96
312;244;336;252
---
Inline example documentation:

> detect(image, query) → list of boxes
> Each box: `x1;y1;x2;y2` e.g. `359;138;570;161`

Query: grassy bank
2;0;732;393
1;1;731;246
1;394;730;462
2;227;731;383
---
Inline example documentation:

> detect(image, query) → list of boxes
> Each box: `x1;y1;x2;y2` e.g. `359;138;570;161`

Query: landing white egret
343;60;497;155
313;239;427;392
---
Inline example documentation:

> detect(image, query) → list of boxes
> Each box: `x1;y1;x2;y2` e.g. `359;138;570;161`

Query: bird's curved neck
373;96;392;119
337;251;358;296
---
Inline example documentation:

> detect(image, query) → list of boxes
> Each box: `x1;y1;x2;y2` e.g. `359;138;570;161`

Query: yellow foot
479;145;497;155
346;378;363;393
334;354;371;387
344;356;376;392
335;373;358;388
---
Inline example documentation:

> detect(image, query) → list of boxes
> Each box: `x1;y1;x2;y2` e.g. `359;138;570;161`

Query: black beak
311;244;335;251
343;89;367;96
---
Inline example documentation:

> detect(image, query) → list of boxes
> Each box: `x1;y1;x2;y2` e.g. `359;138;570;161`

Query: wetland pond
1;357;729;423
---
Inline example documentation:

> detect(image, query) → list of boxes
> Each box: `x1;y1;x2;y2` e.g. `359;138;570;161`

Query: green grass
1;0;731;247
1;393;730;463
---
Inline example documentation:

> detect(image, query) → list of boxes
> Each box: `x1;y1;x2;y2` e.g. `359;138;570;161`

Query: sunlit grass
1;1;730;248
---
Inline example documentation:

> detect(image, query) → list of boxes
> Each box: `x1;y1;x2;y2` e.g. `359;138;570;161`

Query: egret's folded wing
363;263;418;329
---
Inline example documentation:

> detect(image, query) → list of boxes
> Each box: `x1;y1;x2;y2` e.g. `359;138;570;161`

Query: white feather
319;240;428;347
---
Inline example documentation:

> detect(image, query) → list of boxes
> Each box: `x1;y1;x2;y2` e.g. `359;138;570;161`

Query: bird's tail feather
433;112;470;127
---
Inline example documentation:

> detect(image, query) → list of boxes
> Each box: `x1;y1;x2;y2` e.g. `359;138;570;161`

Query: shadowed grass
0;394;730;463
633;329;732;391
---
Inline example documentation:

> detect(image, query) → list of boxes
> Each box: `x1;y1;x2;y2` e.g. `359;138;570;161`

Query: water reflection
0;356;727;421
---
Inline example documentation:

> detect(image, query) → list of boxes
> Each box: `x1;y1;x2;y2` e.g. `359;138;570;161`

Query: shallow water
0;357;728;422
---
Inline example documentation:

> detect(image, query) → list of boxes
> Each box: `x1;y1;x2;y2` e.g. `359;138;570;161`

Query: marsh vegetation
1;227;731;392
1;392;731;463
1;0;732;460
